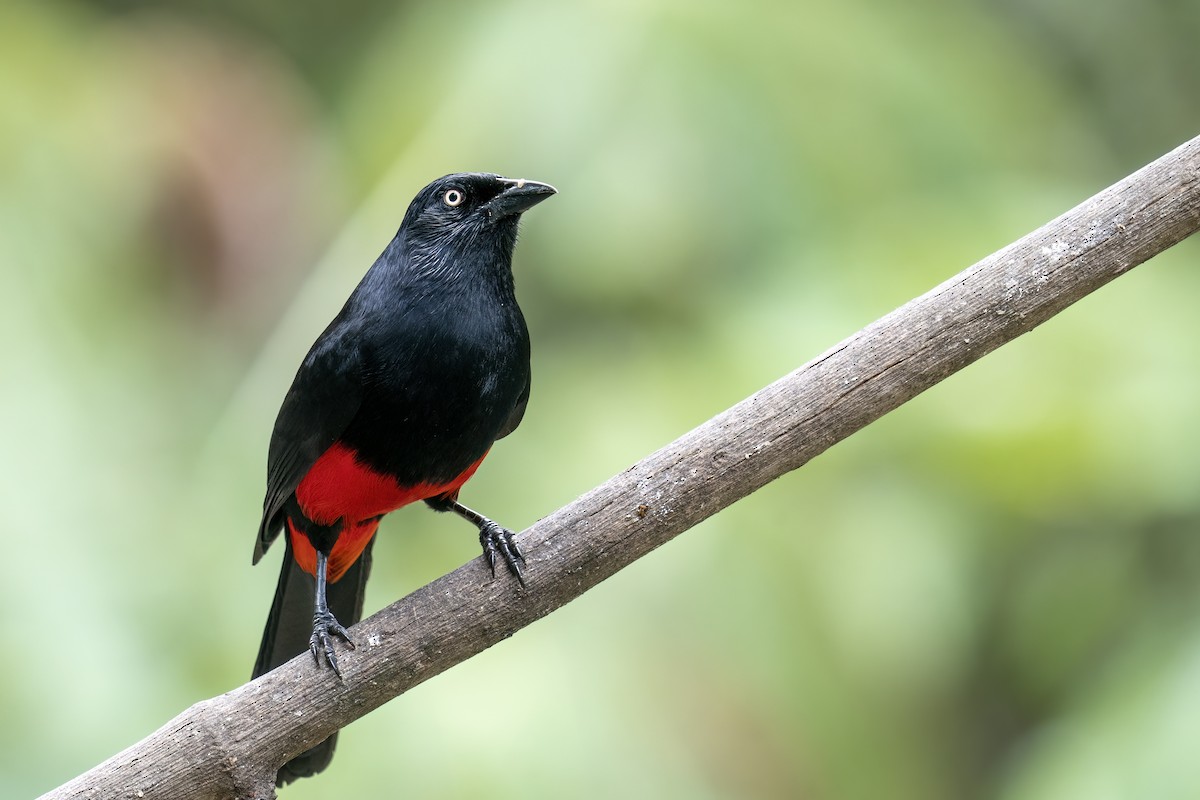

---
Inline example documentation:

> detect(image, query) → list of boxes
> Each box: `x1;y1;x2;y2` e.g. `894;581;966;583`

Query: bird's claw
309;608;354;677
480;521;526;587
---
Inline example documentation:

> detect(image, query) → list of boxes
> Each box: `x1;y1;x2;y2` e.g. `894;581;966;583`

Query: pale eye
443;189;465;207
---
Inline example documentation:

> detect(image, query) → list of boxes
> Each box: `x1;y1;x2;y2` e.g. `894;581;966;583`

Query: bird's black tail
253;537;374;786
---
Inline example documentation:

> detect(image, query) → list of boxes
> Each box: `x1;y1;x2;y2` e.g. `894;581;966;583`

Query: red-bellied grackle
251;173;555;784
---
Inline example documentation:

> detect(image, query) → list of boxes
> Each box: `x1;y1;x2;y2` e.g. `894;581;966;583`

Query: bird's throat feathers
362;220;520;304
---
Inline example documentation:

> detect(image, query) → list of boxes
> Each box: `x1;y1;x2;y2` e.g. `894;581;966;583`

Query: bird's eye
443;189;465;207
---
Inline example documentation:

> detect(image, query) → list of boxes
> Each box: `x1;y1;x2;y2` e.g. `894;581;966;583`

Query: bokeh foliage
3;0;1200;798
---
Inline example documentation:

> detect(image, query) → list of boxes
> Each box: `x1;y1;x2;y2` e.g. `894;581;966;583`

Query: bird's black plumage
251;172;554;786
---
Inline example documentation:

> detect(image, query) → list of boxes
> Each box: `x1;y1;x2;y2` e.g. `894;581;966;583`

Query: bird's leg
426;496;526;587
310;550;354;677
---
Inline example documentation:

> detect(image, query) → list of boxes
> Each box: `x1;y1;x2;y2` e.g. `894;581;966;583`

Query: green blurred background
4;0;1200;797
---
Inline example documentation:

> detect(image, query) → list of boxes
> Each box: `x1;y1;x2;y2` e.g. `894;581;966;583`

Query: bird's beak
486;178;557;220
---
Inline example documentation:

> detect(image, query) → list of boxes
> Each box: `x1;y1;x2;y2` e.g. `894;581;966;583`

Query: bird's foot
480;521;526;587
309;608;354;677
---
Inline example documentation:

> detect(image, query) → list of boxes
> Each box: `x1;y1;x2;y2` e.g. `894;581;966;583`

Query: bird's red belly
288;442;484;581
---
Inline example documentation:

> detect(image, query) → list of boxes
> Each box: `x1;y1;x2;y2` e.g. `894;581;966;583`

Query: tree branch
41;135;1200;800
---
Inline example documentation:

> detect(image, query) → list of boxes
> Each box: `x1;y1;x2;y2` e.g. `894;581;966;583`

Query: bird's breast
337;302;529;485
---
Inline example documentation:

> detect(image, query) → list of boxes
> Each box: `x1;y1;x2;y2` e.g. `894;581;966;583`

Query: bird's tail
253;536;375;785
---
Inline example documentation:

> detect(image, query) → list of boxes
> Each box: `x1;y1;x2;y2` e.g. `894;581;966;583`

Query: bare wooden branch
40;135;1200;800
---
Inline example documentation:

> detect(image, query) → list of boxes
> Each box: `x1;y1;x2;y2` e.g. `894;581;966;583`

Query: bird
251;172;555;784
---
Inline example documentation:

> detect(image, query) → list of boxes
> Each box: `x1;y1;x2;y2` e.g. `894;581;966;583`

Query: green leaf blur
3;0;1200;798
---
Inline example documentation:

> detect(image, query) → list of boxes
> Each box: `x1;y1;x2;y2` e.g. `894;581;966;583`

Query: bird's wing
253;318;364;562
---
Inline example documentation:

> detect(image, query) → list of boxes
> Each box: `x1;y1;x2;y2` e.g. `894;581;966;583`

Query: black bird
252;172;555;784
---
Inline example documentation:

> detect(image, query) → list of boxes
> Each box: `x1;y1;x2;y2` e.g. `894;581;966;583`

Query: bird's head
396;173;556;275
